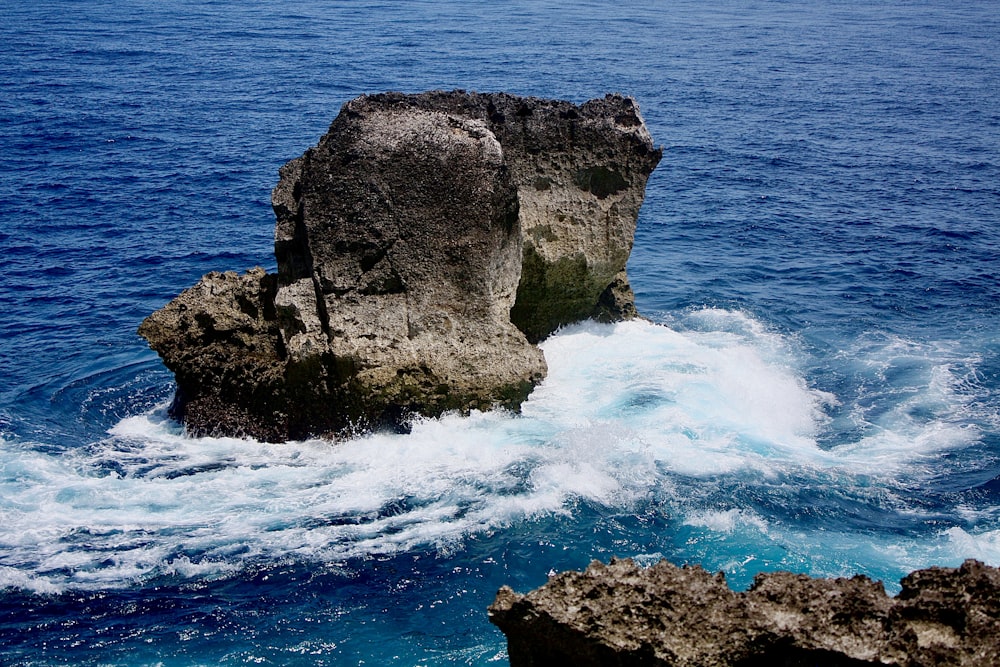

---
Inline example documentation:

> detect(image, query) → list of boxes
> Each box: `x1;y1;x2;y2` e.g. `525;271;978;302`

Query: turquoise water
2;1;999;664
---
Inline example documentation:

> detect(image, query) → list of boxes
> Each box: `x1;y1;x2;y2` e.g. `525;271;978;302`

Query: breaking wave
1;313;996;594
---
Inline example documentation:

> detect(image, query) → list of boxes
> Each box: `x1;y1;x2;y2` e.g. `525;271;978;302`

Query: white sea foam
939;526;1000;564
827;333;989;473
0;313;993;592
531;315;837;476
683;508;770;534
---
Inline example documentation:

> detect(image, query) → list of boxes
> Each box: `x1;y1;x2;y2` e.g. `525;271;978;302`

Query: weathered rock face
329;92;664;342
273;100;546;435
139;91;660;441
489;558;1000;667
137;268;290;441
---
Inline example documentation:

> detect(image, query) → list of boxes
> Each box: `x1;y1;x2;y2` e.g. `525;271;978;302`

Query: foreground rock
140;91;661;440
489;558;1000;667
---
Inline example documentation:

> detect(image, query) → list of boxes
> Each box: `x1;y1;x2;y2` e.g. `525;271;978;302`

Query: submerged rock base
139;91;661;441
489;558;1000;667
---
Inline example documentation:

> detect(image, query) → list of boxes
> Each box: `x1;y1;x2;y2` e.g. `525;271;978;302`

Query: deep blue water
2;0;999;664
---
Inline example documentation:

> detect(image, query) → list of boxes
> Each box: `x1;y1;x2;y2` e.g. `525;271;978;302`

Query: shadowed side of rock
488;558;1000;667
482;93;662;341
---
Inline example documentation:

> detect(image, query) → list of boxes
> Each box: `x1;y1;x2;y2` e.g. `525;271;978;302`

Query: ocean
1;0;998;664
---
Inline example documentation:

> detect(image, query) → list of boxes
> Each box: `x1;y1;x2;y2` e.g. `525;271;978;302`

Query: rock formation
489;557;1000;667
355;92;663;342
139;91;661;441
137;268;288;441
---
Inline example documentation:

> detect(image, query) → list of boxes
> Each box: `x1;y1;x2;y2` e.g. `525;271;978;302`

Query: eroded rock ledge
488;557;1000;667
139;91;661;441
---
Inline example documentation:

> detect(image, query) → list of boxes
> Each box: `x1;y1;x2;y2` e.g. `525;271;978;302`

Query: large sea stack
139;91;662;441
489;558;1000;667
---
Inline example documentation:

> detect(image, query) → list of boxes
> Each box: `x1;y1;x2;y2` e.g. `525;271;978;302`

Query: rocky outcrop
489;557;1000;667
139;91;660;441
336;92;663;342
273;100;548;435
137;268;290;441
